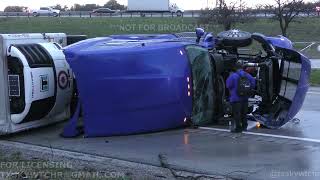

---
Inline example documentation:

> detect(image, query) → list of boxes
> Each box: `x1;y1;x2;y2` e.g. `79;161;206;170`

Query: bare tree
199;0;240;31
274;0;304;37
216;0;238;30
254;4;263;16
104;0;126;10
63;5;69;11
303;2;316;17
263;5;274;17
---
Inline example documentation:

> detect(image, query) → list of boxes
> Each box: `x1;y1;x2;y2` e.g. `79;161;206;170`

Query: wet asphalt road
2;87;320;180
311;59;320;69
247;87;320;140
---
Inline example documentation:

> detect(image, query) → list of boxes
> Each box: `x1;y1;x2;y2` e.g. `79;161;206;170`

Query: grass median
0;17;319;41
0;17;319;57
294;43;320;59
311;70;320;86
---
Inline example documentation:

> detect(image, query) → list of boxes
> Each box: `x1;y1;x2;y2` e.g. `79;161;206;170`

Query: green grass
294;42;320;59
311;70;320;86
0;17;199;37
234;18;320;42
0;17;320;42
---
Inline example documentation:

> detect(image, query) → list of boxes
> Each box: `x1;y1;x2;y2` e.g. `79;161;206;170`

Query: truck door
253;48;311;128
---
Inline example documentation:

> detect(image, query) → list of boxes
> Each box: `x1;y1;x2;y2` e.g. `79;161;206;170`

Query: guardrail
0;11;319;18
0;11;202;18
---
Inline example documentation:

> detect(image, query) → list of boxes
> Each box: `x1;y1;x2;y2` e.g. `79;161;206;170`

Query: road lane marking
300;42;315;52
200;127;230;132
308;91;320;95
199;127;320;144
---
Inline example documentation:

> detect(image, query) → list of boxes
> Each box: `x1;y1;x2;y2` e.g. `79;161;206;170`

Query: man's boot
230;119;242;133
242;122;248;131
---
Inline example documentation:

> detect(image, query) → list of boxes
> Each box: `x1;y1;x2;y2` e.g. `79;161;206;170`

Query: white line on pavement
300;42;315;52
199;127;320;144
308;91;320;95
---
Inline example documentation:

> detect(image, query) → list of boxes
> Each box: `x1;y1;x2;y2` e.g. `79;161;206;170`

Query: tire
176;11;182;17
217;30;252;48
32;12;38;17
217;75;226;113
140;13;146;17
53;12;58;17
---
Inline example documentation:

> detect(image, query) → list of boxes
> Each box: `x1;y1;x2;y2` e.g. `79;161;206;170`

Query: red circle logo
58;71;69;90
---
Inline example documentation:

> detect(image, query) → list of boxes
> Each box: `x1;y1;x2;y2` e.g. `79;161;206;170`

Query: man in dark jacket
226;63;256;133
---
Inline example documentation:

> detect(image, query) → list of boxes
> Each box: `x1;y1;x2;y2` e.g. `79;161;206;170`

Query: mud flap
253;48;311;128
61;101;82;138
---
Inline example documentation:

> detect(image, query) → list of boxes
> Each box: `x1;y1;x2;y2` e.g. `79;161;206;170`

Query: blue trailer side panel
64;40;193;137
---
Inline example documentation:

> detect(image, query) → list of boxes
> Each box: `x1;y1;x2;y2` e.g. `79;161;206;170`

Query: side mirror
196;28;205;43
203;33;216;49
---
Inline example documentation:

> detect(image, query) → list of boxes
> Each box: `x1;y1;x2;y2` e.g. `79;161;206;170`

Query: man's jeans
231;101;249;131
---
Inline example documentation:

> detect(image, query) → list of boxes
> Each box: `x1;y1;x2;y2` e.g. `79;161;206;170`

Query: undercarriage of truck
190;30;306;128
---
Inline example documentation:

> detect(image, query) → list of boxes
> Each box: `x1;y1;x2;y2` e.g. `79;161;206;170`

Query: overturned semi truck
62;30;311;137
0;30;311;138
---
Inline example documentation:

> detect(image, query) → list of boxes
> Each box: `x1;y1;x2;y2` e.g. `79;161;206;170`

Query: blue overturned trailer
62;30;311;137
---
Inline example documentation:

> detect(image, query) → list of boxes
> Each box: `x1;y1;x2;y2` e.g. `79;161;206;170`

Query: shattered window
185;46;214;125
279;54;302;101
287;62;301;81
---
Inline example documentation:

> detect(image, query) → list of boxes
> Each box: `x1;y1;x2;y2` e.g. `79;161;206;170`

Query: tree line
3;0;320;38
200;0;320;37
4;0;126;12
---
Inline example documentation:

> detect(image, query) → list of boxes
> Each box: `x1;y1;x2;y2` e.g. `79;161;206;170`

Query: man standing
226;62;256;133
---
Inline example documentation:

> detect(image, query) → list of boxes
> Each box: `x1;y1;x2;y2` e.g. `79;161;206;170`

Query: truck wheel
53;12;58;17
33;12;38;17
217;30;252;48
140;13;146;17
176;11;182;17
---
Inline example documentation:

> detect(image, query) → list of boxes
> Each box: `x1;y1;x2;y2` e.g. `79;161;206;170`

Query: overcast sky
0;0;315;11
